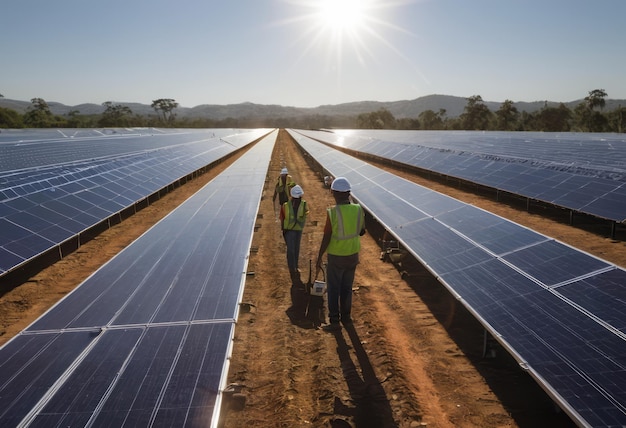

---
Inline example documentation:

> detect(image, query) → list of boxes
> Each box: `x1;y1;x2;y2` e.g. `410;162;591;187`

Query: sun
278;0;389;61
317;0;366;33
276;0;417;76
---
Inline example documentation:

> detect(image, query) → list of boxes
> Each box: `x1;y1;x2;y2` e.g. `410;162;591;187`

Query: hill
2;95;625;121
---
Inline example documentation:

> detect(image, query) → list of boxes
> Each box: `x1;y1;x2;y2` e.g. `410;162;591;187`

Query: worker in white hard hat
316;177;365;331
280;184;309;284
273;167;296;208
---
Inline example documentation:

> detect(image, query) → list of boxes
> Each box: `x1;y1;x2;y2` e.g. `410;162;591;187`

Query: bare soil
2;129;625;428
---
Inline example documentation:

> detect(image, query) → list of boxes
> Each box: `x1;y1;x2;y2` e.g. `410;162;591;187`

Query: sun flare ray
274;0;426;96
278;0;417;64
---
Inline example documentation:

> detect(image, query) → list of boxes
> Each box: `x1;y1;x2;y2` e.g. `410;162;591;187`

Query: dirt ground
2;129;625;427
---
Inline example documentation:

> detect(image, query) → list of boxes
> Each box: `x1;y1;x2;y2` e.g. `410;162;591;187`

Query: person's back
273;167;295;206
316;177;365;330
326;203;363;257
281;185;308;284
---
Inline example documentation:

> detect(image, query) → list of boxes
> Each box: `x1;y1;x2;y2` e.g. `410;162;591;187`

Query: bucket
311;280;326;296
310;266;326;296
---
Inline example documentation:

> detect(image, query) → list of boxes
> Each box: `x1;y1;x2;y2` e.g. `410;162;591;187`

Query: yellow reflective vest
283;200;308;231
275;175;295;204
326;203;364;256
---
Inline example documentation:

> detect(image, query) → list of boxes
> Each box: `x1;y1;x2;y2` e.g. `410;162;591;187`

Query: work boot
322;322;341;332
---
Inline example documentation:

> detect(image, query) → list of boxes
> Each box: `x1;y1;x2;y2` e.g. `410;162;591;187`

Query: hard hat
330;177;351;192
290;185;304;198
280;167;288;175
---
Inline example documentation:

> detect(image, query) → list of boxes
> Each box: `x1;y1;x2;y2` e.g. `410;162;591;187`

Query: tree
495;100;519;131
460;95;493;130
573;89;610;132
356;108;396;129
151;98;179;124
0;107;23;128
23;97;54;127
608;105;625;133
66;109;83;128
418;109;445;130
585;89;607;111
535;103;572;132
99;102;133;127
396;117;420;130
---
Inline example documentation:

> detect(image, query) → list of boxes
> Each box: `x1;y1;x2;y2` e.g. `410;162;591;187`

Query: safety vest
276;175;295;203
326;203;364;256
283;200;308;231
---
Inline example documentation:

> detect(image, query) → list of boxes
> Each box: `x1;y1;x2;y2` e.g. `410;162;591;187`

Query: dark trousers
284;230;302;272
326;254;358;324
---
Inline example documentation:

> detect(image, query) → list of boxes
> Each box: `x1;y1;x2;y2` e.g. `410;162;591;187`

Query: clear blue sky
2;0;625;108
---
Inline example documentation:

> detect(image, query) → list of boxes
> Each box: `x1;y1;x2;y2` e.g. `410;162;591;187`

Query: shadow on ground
286;277;325;329
328;323;397;428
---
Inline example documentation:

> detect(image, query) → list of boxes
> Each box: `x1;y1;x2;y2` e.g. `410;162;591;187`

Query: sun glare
318;0;365;33
278;0;418;77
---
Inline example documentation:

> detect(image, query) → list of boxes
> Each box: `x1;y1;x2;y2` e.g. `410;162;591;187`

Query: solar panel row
287;129;626;427
293;129;626;223
0;128;247;171
0;129;278;427
0;128;272;278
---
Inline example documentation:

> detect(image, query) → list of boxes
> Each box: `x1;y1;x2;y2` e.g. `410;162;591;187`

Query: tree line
0;97;184;129
356;90;625;133
0;90;624;132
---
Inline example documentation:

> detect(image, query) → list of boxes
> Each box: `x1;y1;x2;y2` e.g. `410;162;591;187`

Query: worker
273;167;295;207
280;185;309;284
316;177;366;331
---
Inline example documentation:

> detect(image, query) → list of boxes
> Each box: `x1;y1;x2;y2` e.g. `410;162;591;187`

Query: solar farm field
2;129;625;427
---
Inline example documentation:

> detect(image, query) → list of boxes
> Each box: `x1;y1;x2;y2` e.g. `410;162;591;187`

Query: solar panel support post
482;329;497;359
610;220;616;240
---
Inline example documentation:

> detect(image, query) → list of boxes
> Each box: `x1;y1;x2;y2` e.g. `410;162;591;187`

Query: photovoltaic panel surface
0;130;278;427
294;129;626;223
287;129;626;427
0;128;272;278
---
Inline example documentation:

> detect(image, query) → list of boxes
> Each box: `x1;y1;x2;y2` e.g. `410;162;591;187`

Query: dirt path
2;129;623;427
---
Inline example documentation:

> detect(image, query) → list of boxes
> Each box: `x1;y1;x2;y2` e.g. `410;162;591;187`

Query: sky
2;0;625;109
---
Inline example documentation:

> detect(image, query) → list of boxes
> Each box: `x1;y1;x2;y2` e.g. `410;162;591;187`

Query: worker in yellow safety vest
280;185;309;284
316;177;365;331
273;167;296;207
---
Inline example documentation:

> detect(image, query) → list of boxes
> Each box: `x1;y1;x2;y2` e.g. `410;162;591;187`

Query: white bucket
311;280;326;296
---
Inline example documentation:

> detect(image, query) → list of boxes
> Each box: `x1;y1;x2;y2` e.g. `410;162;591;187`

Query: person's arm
359;208;366;236
279;203;286;231
316;214;332;270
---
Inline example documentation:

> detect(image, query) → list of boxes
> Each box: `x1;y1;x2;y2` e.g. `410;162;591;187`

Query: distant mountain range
2;94;625;120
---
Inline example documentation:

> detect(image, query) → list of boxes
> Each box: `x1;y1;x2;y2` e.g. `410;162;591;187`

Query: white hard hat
290;185;304;198
330;177;351;192
280;167;288;174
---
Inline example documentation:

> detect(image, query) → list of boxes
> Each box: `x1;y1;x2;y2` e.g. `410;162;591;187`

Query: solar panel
0;128;273;278
293;129;626;223
287;129;626;427
0;129;278;427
